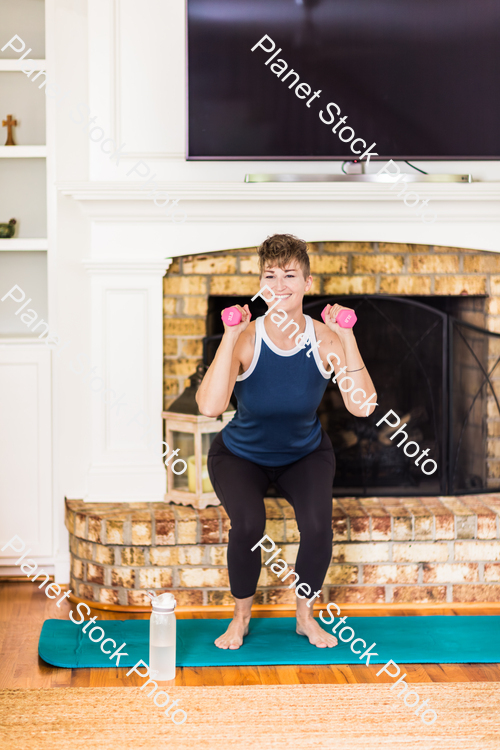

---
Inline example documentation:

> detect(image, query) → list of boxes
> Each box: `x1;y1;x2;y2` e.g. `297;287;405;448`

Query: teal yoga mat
39;616;500;668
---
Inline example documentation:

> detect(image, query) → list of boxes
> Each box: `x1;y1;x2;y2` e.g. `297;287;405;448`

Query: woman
196;234;376;650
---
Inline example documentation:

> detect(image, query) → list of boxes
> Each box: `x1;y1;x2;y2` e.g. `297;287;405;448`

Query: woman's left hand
322;303;355;336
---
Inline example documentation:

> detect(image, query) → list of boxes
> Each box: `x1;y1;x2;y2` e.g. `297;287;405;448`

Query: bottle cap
148;591;176;612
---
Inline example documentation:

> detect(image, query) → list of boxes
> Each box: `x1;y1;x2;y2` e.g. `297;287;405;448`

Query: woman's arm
195;304;253;418
316;304;377;418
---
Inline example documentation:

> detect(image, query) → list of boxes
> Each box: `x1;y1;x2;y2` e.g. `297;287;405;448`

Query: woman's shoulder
311;317;335;342
231;319;257;346
242;318;257;342
311;317;343;361
234;319;257;368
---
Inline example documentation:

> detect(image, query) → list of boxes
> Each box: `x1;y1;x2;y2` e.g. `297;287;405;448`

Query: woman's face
261;261;313;312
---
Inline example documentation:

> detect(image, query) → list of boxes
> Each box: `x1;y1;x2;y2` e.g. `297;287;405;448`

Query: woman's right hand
221;304;252;335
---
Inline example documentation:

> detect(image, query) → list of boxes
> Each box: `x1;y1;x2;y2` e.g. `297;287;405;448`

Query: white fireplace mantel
60;180;500;256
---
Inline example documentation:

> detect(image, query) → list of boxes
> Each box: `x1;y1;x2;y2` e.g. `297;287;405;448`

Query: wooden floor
1;581;500;688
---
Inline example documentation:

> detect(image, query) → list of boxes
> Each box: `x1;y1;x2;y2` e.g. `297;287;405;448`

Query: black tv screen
187;0;500;160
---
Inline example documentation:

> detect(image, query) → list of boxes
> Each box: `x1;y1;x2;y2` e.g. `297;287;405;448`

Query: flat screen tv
187;0;500;160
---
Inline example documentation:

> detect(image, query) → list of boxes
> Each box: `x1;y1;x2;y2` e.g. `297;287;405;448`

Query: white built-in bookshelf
0;0;55;568
0;0;47;333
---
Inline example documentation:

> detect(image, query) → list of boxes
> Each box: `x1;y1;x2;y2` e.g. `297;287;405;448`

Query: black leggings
207;430;336;599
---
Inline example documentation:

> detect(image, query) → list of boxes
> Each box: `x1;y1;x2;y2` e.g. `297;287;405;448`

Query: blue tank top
222;314;331;466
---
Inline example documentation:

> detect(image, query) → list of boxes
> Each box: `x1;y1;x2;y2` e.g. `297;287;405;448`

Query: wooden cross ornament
2;114;17;146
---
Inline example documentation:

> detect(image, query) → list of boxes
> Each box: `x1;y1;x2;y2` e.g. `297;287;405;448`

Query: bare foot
214;617;250;650
296;617;338;648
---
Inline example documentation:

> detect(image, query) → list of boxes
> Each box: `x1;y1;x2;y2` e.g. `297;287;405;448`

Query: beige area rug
1;684;499;750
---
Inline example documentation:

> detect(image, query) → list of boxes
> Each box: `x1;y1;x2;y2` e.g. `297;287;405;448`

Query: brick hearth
66;495;500;607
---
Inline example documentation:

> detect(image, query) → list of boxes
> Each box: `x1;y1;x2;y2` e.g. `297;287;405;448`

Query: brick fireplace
163;240;500;486
65;241;500;607
162;240;497;407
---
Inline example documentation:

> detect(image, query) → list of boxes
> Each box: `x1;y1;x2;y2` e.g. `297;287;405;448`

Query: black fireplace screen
203;295;500;497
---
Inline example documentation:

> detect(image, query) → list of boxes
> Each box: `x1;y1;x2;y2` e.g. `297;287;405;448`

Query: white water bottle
148;591;176;681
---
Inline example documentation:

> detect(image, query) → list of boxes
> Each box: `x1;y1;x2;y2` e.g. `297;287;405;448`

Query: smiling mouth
275;294;291;300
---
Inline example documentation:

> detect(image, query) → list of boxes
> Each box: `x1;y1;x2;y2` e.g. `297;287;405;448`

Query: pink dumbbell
222;306;242;326
321;306;357;328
